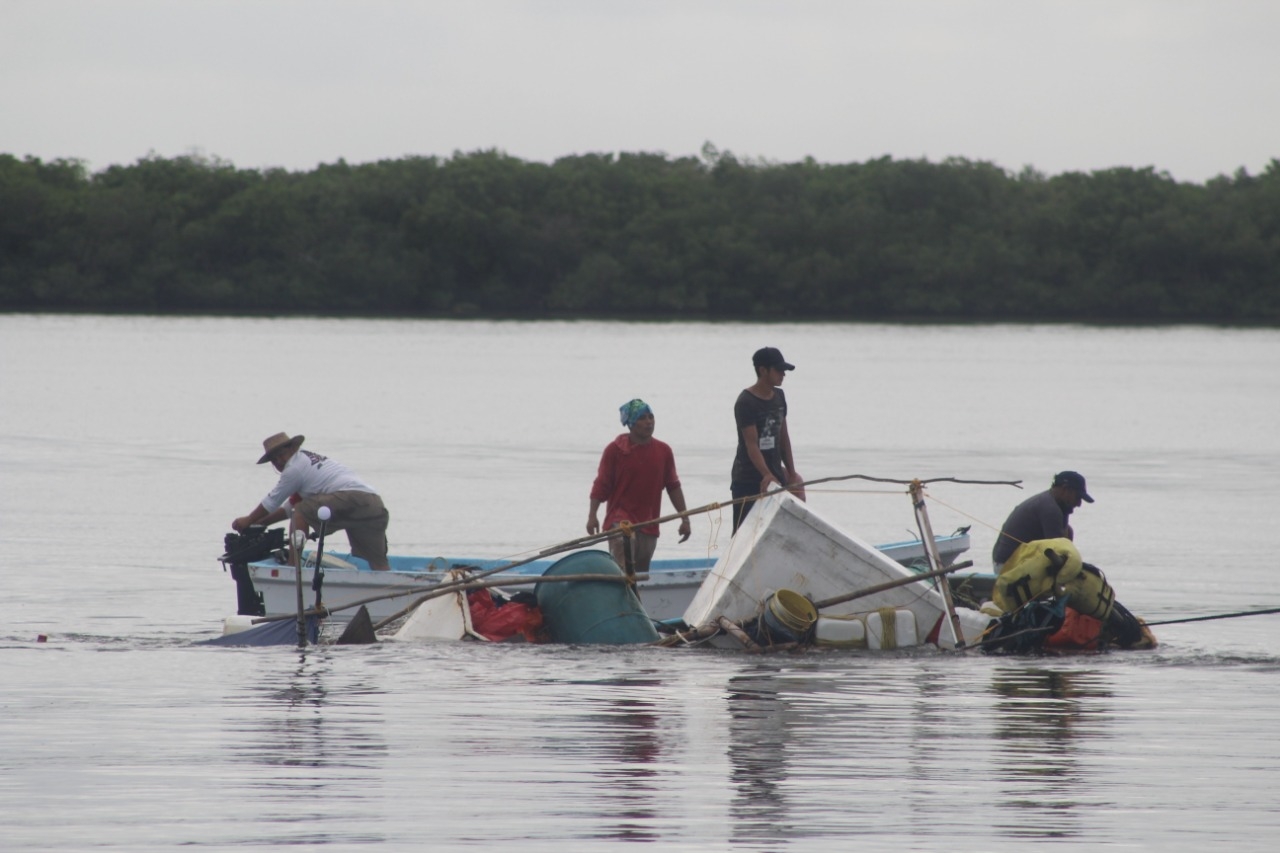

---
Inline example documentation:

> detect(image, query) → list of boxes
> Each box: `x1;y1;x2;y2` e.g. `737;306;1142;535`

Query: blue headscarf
619;398;653;427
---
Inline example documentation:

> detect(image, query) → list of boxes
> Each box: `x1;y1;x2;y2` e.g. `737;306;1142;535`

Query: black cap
752;347;795;371
1053;471;1094;503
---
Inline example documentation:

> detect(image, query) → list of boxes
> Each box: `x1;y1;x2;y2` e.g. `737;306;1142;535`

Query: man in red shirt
587;399;692;572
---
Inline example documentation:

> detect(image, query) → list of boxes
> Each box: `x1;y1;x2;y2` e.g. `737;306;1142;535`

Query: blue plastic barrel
534;551;660;645
762;589;817;642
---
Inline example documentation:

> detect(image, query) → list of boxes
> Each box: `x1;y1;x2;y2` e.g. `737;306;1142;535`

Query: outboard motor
220;526;285;616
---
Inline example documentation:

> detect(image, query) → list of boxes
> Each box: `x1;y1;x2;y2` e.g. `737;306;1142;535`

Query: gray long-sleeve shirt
992;489;1070;565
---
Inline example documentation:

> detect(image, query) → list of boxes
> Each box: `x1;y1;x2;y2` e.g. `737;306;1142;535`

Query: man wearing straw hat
232;432;392;571
587;399;691;573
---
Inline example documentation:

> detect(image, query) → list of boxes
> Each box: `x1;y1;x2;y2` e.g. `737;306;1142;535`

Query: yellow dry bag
993;538;1082;612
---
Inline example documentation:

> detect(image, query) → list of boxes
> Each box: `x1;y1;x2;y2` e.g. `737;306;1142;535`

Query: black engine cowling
221;526;285;616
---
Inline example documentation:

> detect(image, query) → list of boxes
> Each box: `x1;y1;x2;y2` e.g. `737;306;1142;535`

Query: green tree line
2;146;1278;321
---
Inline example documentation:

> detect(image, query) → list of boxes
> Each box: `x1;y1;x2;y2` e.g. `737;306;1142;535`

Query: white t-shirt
261;449;377;513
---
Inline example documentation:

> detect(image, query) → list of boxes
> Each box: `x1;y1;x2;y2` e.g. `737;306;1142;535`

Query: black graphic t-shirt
731;387;788;486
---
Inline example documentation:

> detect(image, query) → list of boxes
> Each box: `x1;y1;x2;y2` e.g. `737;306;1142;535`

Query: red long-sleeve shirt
590;435;681;537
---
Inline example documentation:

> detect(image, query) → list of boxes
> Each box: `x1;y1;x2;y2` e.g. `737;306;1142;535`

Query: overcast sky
3;0;1277;184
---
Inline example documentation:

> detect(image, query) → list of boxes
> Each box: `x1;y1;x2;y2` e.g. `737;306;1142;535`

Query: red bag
467;589;544;643
1045;608;1103;650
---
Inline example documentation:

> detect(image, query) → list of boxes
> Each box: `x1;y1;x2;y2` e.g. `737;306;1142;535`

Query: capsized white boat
680;491;993;651
222;524;974;627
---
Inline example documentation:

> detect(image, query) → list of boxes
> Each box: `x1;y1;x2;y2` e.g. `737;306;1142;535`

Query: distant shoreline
6;309;1277;330
4;151;1277;324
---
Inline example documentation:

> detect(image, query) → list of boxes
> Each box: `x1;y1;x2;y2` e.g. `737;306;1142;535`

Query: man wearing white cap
232;432;392;571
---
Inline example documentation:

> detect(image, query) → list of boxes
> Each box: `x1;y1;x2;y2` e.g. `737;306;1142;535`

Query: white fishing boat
220;524;974;626
216;484;1154;654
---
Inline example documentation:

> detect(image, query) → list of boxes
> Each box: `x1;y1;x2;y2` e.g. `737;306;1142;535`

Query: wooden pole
312;508;329;613
292;528;307;647
910;479;965;648
810;561;973;610
250;471;1010;628
255;570;650;626
254;497;745;624
716;616;762;653
370;572;652;632
621;525;636;591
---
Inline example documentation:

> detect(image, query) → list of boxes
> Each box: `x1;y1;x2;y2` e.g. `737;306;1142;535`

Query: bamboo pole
254;570;648;626
249;471;1009;628
810;561;972;610
792;473;1022;491
716;616;762;653
911;479;965;648
253;499;741;624
292;529;306;647
370;572;651;632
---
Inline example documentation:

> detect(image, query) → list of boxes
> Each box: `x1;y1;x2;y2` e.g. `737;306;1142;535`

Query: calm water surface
3;316;1280;851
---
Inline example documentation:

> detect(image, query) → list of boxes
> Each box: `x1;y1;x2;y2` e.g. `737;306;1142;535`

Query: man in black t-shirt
731;347;803;531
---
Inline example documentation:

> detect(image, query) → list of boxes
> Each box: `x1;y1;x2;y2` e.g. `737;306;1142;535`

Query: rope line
1145;606;1280;627
916;489;1034;555
462;473;1020;572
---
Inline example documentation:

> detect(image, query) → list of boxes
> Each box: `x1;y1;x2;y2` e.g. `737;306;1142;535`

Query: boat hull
239;528;973;625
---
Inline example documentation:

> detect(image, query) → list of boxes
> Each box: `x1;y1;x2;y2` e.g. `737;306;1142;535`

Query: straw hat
257;432;305;464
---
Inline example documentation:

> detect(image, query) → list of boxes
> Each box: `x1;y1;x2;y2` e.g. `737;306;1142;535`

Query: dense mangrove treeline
2;147;1278;321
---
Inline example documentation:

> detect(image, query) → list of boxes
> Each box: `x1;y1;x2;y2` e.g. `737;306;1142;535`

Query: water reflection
222;649;389;844
726;666;799;848
588;679;664;842
990;667;1114;840
530;670;671;843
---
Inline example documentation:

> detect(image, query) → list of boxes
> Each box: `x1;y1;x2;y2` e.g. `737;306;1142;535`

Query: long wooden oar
252;472;1000;627
252;498;745;625
811;561;973;610
356;493;757;621
253;529;629;625
353;495;776;627
252;567;647;626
